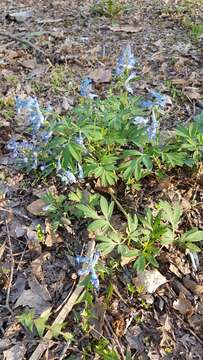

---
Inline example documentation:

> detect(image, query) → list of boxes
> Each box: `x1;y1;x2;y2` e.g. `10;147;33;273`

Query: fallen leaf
183;277;203;296
3;344;26;360
20;59;37;70
113;317;125;337
184;87;201;100
14;276;51;315
89;68;112;83
10;274;26;303
14;289;49;314
110;25;143;33
133;269;167;294
27;199;47;216
6;10;33;23
120;255;137;266
125;325;144;351
89;300;105;339
26;227;41;254
188;314;203;336
173;293;193;315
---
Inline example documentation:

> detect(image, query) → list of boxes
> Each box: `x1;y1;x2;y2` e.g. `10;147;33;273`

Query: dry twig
0;31;46;57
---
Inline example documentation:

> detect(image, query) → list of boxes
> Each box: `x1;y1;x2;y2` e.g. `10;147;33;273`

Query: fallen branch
0;31;46;57
28;240;95;360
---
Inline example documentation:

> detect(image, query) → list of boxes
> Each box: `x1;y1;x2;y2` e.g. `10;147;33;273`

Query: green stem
109;190;128;220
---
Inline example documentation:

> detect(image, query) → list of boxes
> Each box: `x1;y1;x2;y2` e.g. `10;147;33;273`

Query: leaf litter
0;0;203;359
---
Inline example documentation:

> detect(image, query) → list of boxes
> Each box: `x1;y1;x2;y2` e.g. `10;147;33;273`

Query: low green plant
91;0;125;18
35;92;202;189
18;308;73;342
72;194;203;271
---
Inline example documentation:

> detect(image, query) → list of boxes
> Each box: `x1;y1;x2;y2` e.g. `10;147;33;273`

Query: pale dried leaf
3;344;26;360
110;25;143;33
133;269;167;294
89;68;112;83
173;293;193;315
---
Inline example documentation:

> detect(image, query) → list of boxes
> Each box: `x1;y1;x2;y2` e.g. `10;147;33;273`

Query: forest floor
0;0;203;359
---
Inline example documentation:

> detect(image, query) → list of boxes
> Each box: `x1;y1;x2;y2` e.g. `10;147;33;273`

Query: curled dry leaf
173;293;193;316
133;269;167;294
27;199;47;216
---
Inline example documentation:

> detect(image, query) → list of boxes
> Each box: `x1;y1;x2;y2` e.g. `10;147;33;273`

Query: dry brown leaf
120;255;137;266
171;78;188;86
89;300;105;339
89;68;112;83
113;317;125;337
20;59;37;69
27;199;47;216
184;87;201;100
173;293;193;315
183;277;203;296
110;25;143;33
125;325;144;351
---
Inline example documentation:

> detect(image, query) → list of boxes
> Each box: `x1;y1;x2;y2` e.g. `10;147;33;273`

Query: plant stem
109;190;128;219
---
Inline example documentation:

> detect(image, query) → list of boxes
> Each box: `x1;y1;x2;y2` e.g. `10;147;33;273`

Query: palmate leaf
88;218;109;232
159;201;182;232
76;204;99;219
162;151;186;167
96;231;122;255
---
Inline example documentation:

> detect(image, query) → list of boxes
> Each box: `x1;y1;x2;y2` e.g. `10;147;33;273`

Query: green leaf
159;201;182;232
162;152;186;167
34;308;51;337
185;242;201;252
76;204;99;219
18;309;35;332
161;228;174;245
147;255;159;268
68;189;82;202
108;201;114;220
127;214;138;233
88;219;109;231
134;255;145;272
100;196;109;219
68;143;81;162
179;229;203;243
117;245;139;257
62;332;74;342
97;241;116;255
50;323;64;339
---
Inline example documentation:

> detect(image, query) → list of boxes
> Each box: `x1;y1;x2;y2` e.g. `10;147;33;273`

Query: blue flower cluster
115;44;138;76
76;251;100;291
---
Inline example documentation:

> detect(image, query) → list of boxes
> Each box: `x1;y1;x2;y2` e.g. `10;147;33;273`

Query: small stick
28;240;95;360
105;317;125;360
0;31;46;57
5;220;14;313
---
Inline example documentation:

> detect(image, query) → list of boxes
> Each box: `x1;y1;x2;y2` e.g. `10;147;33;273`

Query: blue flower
115;44;138;76
76;251;100;291
16;96;44;133
80;78;93;97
